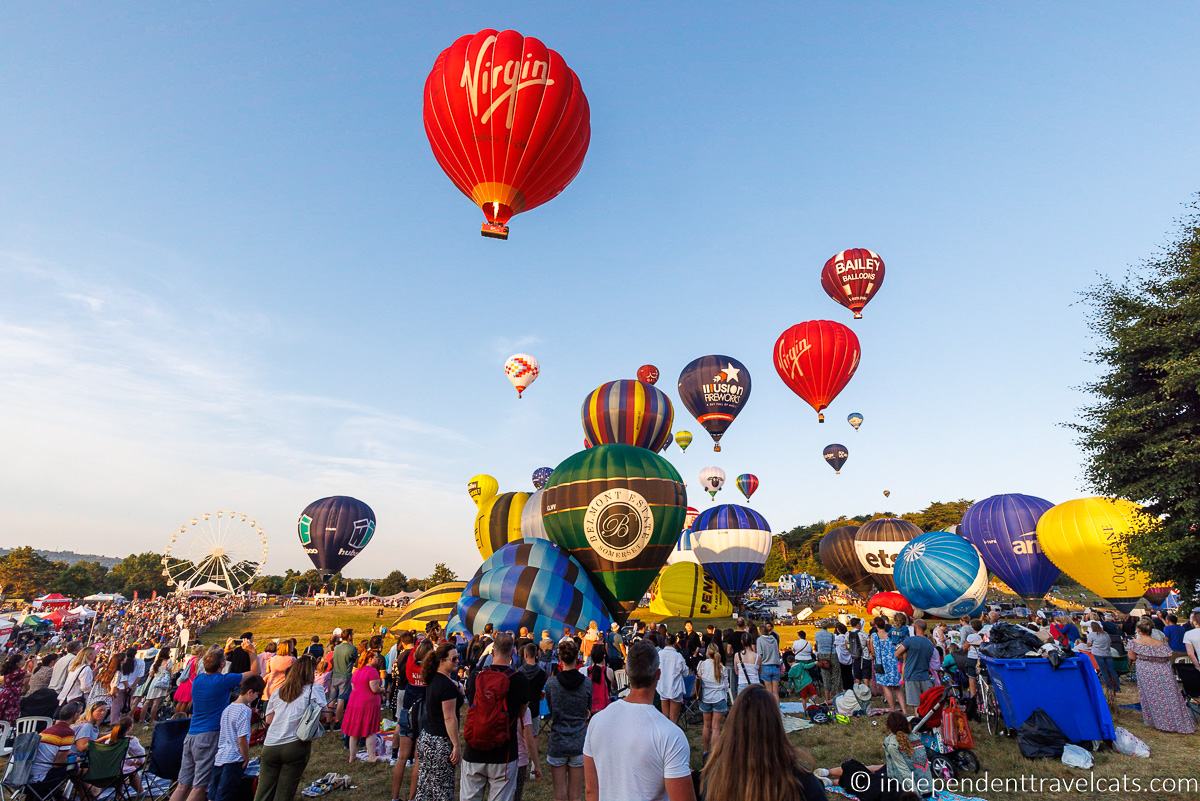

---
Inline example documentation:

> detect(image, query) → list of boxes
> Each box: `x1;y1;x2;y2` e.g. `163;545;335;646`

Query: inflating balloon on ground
960;493;1059;600
894;531;990;618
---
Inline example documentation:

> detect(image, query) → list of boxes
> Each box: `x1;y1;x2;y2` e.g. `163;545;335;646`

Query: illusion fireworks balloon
691;504;772;605
960;493;1058;600
297;496;376;579
854;518;921;593
677;355;751;451
895;531;990;618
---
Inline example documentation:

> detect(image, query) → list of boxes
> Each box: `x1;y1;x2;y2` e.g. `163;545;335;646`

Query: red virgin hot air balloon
423;29;591;240
773;320;861;423
821;248;885;319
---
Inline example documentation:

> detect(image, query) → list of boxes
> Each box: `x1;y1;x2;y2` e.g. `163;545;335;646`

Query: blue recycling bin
981;655;1115;741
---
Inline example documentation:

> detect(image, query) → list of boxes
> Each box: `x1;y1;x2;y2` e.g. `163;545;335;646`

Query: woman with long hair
0;653;28;723
110;648;139;723
142;649;174;724
586;643;614;713
59;646;97;707
412;643;462;801
110;715;147;795
343;652;385;764
266;641;296;700
1128;617;1196;733
734;631;759;694
24;652;59;697
89;653;119;709
701;685;826;801
695;643;729;758
390;638;434;801
256;655;328;801
870;618;905;714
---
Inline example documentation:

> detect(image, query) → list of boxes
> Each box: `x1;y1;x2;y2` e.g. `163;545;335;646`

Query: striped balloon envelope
894;531;989;618
735;474;759;500
473;490;529;561
457;539;611;636
581;379;674;452
391;581;467;630
691;504;772;604
960;493;1058;600
854;518;922;593
520;488;549;541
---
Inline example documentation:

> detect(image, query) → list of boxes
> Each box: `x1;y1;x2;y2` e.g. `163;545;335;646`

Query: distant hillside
0;548;121;569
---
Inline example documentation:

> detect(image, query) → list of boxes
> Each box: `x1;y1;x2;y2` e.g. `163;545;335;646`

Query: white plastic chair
14;717;52;737
0;720;11;758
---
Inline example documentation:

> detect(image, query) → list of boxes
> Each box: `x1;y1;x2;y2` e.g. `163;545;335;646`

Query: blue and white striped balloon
894;531;989;617
691;504;771;602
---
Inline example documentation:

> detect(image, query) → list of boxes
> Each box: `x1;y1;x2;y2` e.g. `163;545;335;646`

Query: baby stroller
913;684;980;779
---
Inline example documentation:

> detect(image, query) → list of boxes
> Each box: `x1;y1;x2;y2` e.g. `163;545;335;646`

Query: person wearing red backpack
461;633;531;801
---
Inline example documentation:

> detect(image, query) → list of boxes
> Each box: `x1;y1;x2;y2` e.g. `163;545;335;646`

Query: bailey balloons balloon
773;320;861;423
541;444;687;623
691;504;772;606
735;473;759;500
866;591;914;620
649;562;733;618
637;364;660;385
297;496;376;579
854;518;922;593
677;355;751;451
468;474;499;508
504;353;539;398
531;467;554;490
818;526;875;597
821;248;886;319
423;29;590;240
581;379;674;452
960;493;1059;600
457;540;611;636
895;531;990;618
847;412;864;431
675;431;693;452
1035;497;1152;612
699;466;726;500
822;444;849;474
473;490;529;561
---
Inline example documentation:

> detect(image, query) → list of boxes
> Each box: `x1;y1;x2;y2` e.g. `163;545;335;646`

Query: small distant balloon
883;489;891;498
735;473;759;500
531;467;554;490
675;431;693;451
823;444;849;474
699;466;726;500
504;353;540;398
847;412;864;431
637;364;660;385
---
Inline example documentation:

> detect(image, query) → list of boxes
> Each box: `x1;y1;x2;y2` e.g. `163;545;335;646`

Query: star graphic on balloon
714;363;740;383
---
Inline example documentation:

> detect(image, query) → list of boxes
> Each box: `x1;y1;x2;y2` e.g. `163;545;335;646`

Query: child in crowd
212;675;266;801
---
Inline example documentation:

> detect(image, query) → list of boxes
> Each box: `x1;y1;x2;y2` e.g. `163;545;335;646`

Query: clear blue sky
2;4;1198;579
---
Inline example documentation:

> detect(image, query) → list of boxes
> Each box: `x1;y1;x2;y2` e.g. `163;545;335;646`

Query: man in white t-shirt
584;640;695;801
1184;611;1200;670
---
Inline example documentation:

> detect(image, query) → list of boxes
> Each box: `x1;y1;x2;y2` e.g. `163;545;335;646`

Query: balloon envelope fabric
1035;497;1150;612
457;540;611;636
649;562;732;618
818;525;874;597
581;379;674;452
474;490;529;560
866;591;914;619
960;493;1058;599
391;581;467;630
854;517;922;593
520;488;549;541
691;504;772;603
541;443;687;623
894;531;989;618
297;496;376;577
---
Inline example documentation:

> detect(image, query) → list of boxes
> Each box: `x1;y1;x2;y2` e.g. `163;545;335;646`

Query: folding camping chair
679;675;703;729
141;719;188;801
76;739;136;801
1175;661;1200;702
1;731;72;801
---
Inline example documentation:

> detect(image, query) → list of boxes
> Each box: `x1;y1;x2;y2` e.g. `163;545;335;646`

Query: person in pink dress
342;652;385;764
264;641;295;700
1128;617;1195;734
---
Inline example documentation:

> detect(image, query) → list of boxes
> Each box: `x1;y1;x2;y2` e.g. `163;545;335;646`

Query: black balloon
818;525;874;596
297;496;376;578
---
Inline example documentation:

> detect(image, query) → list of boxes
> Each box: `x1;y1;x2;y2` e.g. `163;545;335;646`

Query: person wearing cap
604;622;626;670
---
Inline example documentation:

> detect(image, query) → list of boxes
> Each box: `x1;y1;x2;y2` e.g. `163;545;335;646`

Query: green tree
762;539;797;582
901;500;973;532
420;563;458;590
250;574;285;595
1074;201;1200;604
0;547;57;599
53;560;109;597
378;570;412;596
107;552;170;597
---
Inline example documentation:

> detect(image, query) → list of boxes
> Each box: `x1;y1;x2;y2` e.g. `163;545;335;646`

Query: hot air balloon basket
481;222;509;239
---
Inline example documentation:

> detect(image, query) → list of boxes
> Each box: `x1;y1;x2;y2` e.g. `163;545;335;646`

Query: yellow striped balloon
392;581;467;629
474;491;529;560
581;379;674;452
675;430;693;451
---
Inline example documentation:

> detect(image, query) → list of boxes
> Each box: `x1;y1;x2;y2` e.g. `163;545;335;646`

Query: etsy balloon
637;364;660;385
541;444;687;623
867;591;914;620
847;412;864;431
960;493;1059;600
854;518;922;593
1035;497;1151;613
423;29;590;240
503;353;540;398
821;248;886;319
699;466;726;500
735;473;759;500
677;355;751;451
468;474;499;509
531;467;554;490
691;504;772;605
521;489;549;541
649;562;733;618
474;490;529;560
675;431;693;452
581;380;674;452
297;496;376;579
822;444;849;474
818;525;875;597
457;540;611;635
895;531;989;618
773;320;861;423
391;581;467;629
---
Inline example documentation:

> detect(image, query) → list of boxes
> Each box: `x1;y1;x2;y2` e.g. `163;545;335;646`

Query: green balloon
541;444;688;623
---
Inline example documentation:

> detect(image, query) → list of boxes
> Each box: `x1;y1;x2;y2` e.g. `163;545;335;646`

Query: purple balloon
960;493;1058;599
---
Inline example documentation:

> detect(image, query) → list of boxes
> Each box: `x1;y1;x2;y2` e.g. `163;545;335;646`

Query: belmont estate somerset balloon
423;29;590;239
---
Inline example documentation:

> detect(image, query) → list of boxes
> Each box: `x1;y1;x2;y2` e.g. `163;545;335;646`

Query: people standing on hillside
331;630;358;727
870;618;905;715
813;621;838;703
256;656;328;801
544;639;591;801
756;625;782;700
344;653;386;764
58;646;97;708
894;619;935;710
49;642;82;695
460;633;530;801
143;648;174;724
174;644;204;716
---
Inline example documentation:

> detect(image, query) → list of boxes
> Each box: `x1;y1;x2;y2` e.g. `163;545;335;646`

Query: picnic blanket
827;785;989;801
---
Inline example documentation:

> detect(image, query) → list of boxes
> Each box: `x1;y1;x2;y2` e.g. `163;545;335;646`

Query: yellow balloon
467;474;498;509
649;562;733;618
1035;497;1151;612
675;431;693;452
473;491;529;561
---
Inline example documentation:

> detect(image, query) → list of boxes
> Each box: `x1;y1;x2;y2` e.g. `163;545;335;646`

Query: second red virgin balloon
773;320;861;423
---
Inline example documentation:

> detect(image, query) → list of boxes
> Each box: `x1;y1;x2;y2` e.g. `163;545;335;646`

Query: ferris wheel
161;510;269;594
